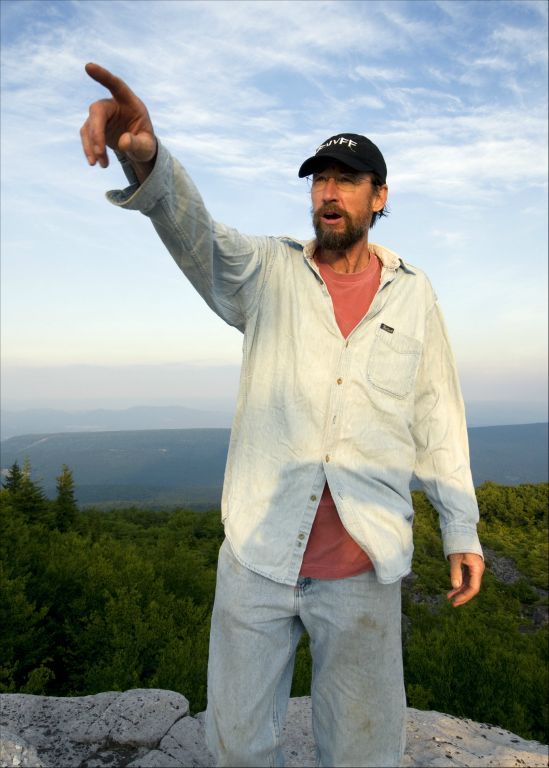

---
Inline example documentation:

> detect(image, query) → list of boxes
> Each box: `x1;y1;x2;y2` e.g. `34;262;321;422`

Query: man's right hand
80;63;157;181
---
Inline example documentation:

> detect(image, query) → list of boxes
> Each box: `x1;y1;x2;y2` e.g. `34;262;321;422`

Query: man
81;63;484;768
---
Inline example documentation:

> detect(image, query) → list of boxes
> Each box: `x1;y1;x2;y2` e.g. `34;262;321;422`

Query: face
310;163;387;251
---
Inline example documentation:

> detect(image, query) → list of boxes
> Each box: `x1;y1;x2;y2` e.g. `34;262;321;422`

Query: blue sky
1;0;547;420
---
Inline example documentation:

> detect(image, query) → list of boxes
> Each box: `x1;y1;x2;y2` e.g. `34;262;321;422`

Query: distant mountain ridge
2;400;547;441
0;405;234;441
1;423;547;509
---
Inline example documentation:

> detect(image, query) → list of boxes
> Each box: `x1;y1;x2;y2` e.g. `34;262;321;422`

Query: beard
312;204;372;251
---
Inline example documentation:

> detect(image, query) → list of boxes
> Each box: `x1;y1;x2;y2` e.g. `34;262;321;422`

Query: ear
372;184;388;212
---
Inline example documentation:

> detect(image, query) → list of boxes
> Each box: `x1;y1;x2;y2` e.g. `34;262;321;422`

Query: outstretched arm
80;63;157;183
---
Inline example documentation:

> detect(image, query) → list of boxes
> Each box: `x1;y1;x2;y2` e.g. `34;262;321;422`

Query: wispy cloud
429;228;470;249
1;0;547;395
492;23;549;66
2;0;546;200
352;66;409;83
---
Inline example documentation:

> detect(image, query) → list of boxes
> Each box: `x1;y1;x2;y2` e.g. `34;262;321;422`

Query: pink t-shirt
299;252;381;579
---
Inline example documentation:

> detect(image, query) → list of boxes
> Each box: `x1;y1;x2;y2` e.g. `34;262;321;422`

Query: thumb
449;555;463;589
118;131;157;163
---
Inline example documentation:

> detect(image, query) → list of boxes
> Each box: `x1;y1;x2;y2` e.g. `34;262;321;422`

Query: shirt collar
300;238;416;275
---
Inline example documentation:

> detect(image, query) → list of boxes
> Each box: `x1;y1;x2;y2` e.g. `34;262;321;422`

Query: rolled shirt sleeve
106;141;274;332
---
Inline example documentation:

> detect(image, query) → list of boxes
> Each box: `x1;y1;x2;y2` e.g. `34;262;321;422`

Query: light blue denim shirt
107;141;483;585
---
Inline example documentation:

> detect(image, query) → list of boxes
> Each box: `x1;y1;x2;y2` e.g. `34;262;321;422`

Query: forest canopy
1;462;547;743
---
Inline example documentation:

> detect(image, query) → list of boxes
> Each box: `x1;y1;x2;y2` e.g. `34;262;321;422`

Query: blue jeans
205;539;406;767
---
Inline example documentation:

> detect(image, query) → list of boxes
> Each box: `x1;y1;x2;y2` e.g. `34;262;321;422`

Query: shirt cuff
441;526;484;560
105;140;171;214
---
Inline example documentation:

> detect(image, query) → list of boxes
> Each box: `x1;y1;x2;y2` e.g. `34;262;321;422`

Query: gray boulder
0;730;43;768
1;689;547;767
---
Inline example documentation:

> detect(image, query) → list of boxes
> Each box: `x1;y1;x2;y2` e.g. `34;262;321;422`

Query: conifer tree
55;465;78;531
14;458;50;525
2;461;23;492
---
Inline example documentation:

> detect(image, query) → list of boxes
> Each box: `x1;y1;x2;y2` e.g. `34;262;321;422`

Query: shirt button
325;454;330;462
298;533;305;540
336;377;343;385
310;494;317;501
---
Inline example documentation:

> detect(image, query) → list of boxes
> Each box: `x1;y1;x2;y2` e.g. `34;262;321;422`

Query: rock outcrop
1;689;547;767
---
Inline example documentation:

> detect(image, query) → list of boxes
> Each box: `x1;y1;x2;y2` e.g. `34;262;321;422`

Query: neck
316;237;371;274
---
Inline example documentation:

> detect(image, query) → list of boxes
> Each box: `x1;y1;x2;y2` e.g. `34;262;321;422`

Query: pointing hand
80;63;157;179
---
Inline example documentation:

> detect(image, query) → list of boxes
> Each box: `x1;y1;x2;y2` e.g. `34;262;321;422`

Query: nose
321;176;339;202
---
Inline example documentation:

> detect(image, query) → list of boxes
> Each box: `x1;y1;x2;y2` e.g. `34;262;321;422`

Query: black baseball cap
298;133;387;183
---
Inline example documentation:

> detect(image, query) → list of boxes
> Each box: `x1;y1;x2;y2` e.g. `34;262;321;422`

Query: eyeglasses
309;172;373;191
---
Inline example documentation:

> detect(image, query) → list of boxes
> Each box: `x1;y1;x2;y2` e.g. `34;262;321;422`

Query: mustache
314;203;345;218
312;204;351;230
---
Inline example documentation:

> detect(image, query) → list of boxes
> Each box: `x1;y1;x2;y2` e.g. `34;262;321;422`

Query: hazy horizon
1;396;547;442
2;360;547;436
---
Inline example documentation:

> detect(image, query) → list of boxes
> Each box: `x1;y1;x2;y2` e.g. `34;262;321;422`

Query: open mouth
313;206;347;230
318;207;344;224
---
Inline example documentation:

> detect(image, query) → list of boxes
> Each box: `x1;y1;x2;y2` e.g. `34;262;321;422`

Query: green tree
0;491;51;693
11;458;51;526
2;461;23;492
55;465;78;532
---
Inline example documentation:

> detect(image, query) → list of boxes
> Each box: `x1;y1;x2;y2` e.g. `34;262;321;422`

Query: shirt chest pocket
367;325;422;399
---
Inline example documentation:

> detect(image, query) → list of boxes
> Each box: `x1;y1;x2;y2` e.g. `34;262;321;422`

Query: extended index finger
85;62;136;103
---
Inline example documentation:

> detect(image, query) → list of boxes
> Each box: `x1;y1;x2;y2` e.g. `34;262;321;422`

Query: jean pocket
367;325;422;398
